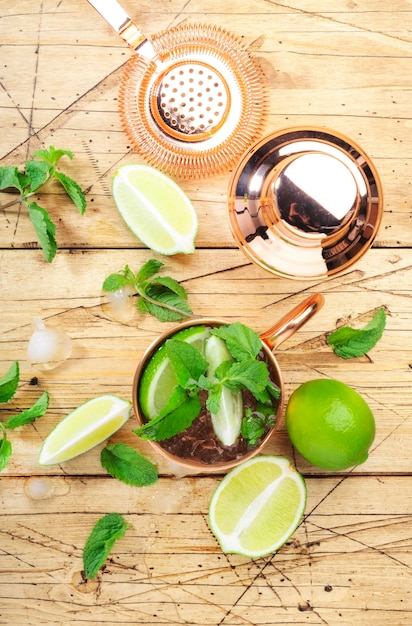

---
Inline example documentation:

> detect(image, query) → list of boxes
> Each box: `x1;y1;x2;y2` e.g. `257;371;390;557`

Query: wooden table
1;1;411;624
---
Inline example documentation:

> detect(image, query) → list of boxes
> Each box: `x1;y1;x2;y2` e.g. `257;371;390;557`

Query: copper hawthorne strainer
87;0;268;178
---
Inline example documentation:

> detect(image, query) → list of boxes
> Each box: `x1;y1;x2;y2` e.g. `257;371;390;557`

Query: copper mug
132;293;324;473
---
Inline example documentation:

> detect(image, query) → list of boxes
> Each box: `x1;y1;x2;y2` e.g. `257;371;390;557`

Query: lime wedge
139;325;210;420
112;164;198;255
205;334;243;447
209;456;307;558
38;394;131;465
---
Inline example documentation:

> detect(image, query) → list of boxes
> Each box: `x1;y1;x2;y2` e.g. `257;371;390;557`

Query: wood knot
71;570;100;594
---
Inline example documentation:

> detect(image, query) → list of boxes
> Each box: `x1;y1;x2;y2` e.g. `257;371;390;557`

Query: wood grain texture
1;1;412;624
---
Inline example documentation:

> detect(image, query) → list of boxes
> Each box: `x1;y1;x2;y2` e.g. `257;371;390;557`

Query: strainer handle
87;0;155;58
259;293;324;351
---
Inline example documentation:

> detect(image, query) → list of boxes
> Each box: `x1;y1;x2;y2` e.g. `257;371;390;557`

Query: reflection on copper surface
228;127;383;280
275;152;358;230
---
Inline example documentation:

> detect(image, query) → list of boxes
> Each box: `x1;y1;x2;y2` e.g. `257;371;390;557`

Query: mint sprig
0;361;49;471
83;513;130;580
0;146;86;262
328;307;386;359
103;259;195;322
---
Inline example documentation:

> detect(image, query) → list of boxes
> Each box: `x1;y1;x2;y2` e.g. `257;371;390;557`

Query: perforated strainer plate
150;61;231;141
119;23;268;178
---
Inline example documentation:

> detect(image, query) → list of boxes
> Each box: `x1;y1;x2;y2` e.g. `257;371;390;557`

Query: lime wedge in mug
139;325;210;420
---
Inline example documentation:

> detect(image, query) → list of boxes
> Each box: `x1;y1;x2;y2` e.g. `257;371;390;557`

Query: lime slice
205;334;243;446
209;456;306;558
139;325;210;420
38;394;131;465
112;164;198;255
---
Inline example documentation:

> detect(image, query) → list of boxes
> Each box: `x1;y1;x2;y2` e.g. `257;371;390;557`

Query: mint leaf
103;265;137;293
101;442;158;486
0;361;19;403
0;166;24;193
205;384;223;414
138;295;191;322
222;359;269;399
211;322;262;361
54;172;86;215
135;259;163;282
204;359;271;414
241;408;275;447
213;359;235;381
0;426;12;472
5;391;49;430
27;202;57;262
328;308;386;359
83;513;130;580
138;278;192;322
165;339;208;388
197;374;214;391
25;160;51;192
33;146;73;166
267;380;281;401
134;388;201;441
102;273;131;292
136;385;189;436
146;276;188;301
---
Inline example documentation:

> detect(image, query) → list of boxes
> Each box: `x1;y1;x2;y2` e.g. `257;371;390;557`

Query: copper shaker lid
228;127;383;280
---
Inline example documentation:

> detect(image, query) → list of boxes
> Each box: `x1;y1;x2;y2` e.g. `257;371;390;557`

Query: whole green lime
285;379;375;471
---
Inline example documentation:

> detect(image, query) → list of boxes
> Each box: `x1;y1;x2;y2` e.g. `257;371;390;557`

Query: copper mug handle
259;293;324;350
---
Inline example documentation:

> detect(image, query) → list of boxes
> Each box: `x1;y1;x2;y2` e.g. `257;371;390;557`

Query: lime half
209;455;306;558
38;394;131;465
139;325;210;420
112;164;198;255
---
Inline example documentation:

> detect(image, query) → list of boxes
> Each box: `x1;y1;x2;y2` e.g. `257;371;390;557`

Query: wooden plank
0;476;411;625
1;156;411;248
